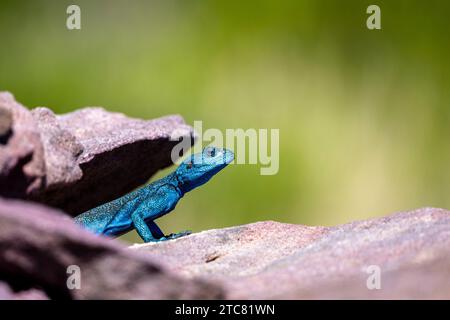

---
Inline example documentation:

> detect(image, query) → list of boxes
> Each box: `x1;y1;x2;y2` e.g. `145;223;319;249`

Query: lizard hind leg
132;211;191;242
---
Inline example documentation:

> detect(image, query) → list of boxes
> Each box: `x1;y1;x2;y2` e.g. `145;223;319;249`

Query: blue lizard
74;147;234;242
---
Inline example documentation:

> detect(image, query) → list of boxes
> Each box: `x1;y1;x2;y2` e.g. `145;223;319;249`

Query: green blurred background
1;0;449;242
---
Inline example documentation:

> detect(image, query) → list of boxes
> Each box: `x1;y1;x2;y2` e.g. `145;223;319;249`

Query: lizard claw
158;230;192;242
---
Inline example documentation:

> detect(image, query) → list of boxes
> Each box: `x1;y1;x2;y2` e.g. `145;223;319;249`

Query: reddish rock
0;282;48;300
0;92;194;215
0;198;223;299
132;208;450;299
0;92;45;198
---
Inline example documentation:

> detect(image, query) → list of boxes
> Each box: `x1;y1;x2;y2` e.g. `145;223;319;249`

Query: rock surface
0;282;48;300
0;92;194;215
0;197;223;299
0;195;448;299
0;93;45;198
132;208;450;299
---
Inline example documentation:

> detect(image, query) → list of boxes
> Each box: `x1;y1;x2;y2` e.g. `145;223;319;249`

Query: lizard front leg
146;220;164;239
160;230;192;241
131;187;192;242
148;219;192;241
132;213;191;242
131;212;160;242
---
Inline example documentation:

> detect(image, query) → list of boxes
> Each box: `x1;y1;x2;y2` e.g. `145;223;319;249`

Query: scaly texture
75;147;234;242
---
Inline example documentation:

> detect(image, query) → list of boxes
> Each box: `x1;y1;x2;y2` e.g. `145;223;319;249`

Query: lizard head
176;146;234;192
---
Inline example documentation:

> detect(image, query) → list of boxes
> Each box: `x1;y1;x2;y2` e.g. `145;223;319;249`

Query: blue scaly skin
74;147;234;242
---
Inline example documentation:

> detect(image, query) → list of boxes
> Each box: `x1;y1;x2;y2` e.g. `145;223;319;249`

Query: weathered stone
0;92;194;215
132;208;450;299
30;107;84;187
36;107;194;215
0;198;223;299
0;108;13;140
0;92;46;197
0;282;48;300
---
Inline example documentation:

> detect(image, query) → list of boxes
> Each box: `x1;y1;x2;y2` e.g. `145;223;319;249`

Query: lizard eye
206;148;216;157
186;162;193;169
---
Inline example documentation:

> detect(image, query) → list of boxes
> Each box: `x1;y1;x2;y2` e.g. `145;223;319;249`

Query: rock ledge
132;208;450;299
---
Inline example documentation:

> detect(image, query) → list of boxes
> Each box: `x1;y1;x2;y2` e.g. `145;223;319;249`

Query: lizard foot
158;230;192;242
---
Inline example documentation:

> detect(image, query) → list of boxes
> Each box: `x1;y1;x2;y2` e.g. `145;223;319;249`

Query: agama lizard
74;147;234;242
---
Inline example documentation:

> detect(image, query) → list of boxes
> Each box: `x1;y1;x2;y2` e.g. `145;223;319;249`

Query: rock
0;108;13;140
132;208;450;299
0;282;48;300
0;197;223;299
30;107;84;188
0;92;194;215
0;92;46;198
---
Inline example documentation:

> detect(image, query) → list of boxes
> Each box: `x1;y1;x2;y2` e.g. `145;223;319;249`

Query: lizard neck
165;172;185;198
